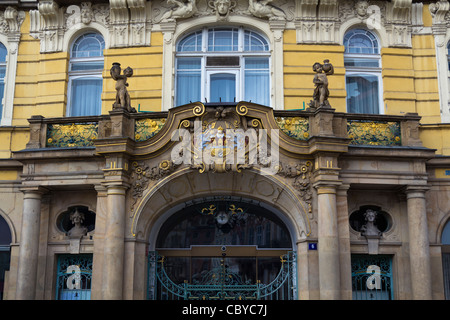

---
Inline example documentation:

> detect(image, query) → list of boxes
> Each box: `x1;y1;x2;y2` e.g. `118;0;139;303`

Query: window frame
67;33;105;117
0;47;6;120
344;29;383;115
174;27;272;107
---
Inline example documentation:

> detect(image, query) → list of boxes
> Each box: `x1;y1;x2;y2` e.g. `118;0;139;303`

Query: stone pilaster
315;183;340;300
337;184;351;300
405;186;433;300
15;187;46;300
101;184;128;299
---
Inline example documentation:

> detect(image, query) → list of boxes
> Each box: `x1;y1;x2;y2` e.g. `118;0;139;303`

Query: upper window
67;33;105;117
175;27;271;107
0;43;7;122
344;29;382;114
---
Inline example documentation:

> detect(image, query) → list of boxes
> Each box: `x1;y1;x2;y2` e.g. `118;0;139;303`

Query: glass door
207;71;239;103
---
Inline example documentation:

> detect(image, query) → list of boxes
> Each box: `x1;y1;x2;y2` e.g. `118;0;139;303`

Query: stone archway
130;168;309;300
130;168;311;247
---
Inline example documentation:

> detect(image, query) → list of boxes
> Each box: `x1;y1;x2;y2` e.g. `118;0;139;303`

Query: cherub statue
308;59;334;108
110;62;136;113
159;0;198;22
247;0;286;20
67;209;88;239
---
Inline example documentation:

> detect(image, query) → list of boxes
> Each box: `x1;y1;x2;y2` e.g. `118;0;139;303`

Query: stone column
15;187;45;300
406;186;433;300
102;184;128;300
316;183;340;299
336;184;352;300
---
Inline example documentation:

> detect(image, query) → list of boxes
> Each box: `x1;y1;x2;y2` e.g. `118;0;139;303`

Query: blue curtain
210;73;236;102
244;58;269;106
346;75;379;114
69;78;102;116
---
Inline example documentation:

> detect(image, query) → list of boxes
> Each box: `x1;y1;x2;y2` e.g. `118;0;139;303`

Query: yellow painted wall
4;9;450;160
102;32;163;114
13;12;164;128
283;30;346;112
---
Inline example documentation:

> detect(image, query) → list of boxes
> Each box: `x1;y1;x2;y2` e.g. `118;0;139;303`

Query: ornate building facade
0;0;450;300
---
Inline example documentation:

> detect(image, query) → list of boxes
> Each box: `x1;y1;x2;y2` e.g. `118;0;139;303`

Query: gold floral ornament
275;117;310;141
46;122;99;148
134;118;166;142
347;120;401;146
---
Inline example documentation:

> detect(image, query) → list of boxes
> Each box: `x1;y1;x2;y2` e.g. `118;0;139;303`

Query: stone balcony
22;103;424;152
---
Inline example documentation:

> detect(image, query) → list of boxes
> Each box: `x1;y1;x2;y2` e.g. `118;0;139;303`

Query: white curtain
245;58;270;106
69;78;102;116
210;73;236;102
346;74;379;114
176;58;201;106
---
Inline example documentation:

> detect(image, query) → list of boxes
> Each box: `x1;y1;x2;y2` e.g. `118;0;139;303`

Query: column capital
404;185;430;199
313;181;341;194
19;186;48;197
336;183;350;196
103;183;130;195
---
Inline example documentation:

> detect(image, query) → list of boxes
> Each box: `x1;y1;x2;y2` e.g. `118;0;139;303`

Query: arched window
0;215;11;300
67;32;105;117
175;27;271;107
344;29;382;114
0;43;7;122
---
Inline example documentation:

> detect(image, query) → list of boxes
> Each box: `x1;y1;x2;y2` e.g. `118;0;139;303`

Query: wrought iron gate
147;251;297;300
351;254;393;300
55;254;93;300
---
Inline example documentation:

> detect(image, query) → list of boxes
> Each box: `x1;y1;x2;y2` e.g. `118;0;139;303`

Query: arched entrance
147;196;297;300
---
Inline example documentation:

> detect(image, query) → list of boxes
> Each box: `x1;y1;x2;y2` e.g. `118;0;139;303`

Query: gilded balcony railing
347;119;401;146
46;122;99;148
134;118;166;142
24;106;422;150
275;116;310;141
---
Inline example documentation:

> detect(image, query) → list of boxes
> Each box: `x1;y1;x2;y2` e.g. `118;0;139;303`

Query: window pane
156;201;292;248
245;57;269;69
346;74;379;114
245;58;270;105
244;31;269;51
177;57;201;70
0;65;5;79
0;82;4;121
71;60;104;71
69;78;102;116
245;70;269;106
176;71;201;106
208;29;238;52
442;222;450;244
210;73;236;102
0;43;6;62
72;33;105;58
344;57;379;68
177;31;202;52
344;29;379;54
0;216;11;246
